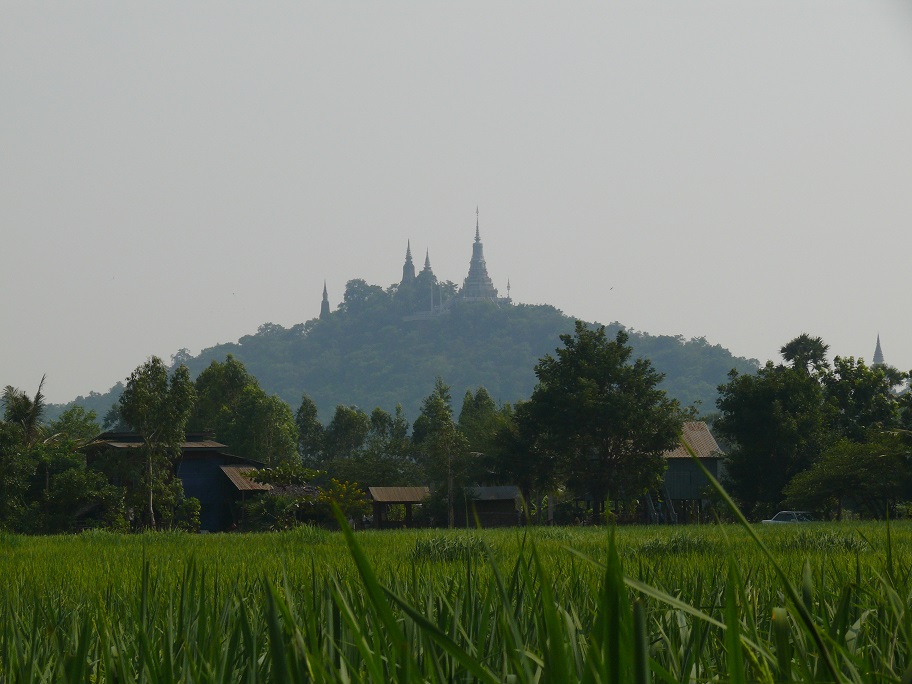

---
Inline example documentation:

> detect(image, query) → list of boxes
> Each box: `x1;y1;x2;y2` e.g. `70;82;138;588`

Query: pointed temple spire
320;281;330;320
401;241;416;285
460;207;499;301
872;334;885;366
422;248;433;274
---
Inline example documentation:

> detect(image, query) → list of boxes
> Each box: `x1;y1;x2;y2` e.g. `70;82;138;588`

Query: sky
2;2;911;403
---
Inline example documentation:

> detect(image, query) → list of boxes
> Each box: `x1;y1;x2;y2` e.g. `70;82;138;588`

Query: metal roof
467;485;521;501
368;486;430;503
664;421;723;459
220;466;272;492
88;438;228;450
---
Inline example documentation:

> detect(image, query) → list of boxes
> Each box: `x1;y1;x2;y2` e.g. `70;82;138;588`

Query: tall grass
0;521;909;681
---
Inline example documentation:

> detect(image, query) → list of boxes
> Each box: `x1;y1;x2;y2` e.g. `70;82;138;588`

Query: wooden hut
463;485;521;527
368;486;430;529
660;421;725;523
83;432;266;531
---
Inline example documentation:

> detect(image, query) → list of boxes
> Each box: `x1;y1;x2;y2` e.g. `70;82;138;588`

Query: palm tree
780;334;829;375
1;375;48;448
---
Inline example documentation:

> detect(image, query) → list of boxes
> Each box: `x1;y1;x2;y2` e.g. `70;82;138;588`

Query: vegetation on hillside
48;278;759;423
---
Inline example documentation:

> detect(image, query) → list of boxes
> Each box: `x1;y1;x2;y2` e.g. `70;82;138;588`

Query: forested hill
53;284;758;422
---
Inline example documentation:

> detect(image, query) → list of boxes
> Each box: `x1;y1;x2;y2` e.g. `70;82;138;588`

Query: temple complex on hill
320;208;511;320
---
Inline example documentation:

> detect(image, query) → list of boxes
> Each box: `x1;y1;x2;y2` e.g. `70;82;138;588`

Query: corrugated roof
467;485;520;501
664;421;723;459
368;486;430;503
220;466;272;492
90;439;228;450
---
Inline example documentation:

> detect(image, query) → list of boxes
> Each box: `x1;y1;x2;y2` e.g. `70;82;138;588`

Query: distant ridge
48;295;758;423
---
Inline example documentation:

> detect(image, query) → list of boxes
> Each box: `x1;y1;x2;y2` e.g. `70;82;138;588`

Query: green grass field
1;522;909;682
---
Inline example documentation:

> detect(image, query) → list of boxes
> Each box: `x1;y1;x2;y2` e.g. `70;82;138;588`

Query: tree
333;406;419;487
323;405;371;462
0;421;37;528
457;387;515;487
295;393;325;465
522;322;681;522
413;379;469;528
458;387;499;454
780;333;829;375
0;382;122;532
783;433;911;519
491;400;557;521
190;356;299;465
717;334;911;518
46;406;100;443
2;375;48;448
340;279;389;316
823;357;907;442
118;357;196;529
715;361;831;518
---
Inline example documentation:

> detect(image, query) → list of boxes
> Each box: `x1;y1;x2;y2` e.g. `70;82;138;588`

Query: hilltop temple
321;209;511;320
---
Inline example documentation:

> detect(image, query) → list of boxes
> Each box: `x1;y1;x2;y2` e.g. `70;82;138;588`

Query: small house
660;421;725;523
463;485;521;527
83;432;267;532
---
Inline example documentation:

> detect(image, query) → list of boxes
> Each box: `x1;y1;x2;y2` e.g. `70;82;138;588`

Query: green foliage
116;357;197;530
46;406;100;443
2;375;47;448
244;463;368;530
0;380;124;533
717;334;911;518
330;405;421;487
190;356;298;465
48;290;759;426
0;422;38;528
783;433;912;519
715;360;831;518
458;387;512;482
409;533;488;562
4;520;912;681
318;478;370;520
522;322;682;520
251;461;324;487
294;393;324;465
323;405;371;461
414;379;470;528
823;356;905;441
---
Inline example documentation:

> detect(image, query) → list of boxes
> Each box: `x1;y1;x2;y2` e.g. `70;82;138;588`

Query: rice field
1;519;910;682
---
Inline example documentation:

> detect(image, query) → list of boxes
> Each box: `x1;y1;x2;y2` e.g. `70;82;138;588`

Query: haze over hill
50;285;759;424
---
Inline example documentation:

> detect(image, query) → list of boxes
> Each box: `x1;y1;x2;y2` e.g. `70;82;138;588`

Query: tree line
1;322;689;531
4;327;909;533
713;334;912;520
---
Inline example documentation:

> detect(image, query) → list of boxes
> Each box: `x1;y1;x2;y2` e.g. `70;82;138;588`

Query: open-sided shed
368;486;429;529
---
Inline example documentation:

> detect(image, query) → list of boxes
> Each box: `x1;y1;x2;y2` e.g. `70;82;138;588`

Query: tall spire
872;334;885;366
460;207;498;301
422;249;433;273
401;241;416;285
320;281;330;320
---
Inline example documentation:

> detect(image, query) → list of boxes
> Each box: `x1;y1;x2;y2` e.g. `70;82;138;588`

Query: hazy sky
2;2;911;403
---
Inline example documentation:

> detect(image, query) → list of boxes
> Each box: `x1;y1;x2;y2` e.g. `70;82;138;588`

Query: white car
761;510;815;524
